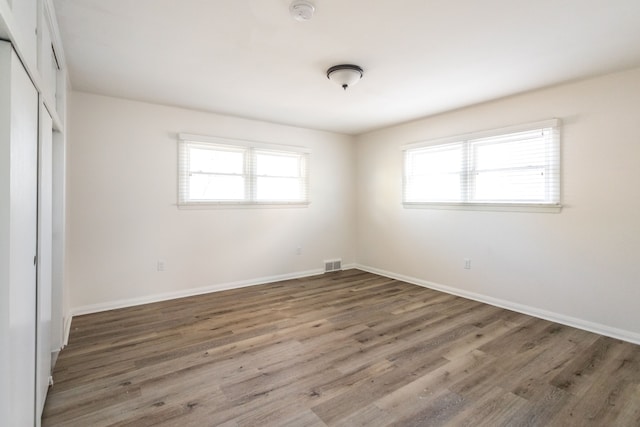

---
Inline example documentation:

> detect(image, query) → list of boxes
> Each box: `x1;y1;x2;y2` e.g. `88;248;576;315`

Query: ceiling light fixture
289;0;315;22
326;64;364;90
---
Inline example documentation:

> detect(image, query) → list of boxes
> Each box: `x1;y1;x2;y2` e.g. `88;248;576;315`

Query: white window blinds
178;134;309;206
403;119;561;210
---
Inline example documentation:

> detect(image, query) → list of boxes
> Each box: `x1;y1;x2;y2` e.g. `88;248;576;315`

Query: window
403;119;561;211
178;134;309;206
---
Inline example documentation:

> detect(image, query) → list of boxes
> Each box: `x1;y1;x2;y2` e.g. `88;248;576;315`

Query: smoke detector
290;0;315;22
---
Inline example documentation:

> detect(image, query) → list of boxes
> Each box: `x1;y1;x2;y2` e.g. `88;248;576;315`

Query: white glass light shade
327;64;363;90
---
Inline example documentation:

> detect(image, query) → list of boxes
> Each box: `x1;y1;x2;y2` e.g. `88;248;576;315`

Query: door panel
51;130;65;354
36;103;53;420
0;41;39;427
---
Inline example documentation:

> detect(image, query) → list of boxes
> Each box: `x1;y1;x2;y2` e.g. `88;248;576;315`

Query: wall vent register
324;259;342;273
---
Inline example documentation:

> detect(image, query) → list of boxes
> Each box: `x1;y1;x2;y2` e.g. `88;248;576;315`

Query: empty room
2;0;640;425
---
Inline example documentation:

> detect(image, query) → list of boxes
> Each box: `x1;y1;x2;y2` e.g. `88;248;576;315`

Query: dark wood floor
43;270;640;426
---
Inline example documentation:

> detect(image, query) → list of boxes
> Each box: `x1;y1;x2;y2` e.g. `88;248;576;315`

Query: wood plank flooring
42;270;640;426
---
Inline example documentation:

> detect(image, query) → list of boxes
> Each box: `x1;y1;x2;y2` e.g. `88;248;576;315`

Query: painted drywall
68;69;640;343
67;92;355;311
355;67;640;341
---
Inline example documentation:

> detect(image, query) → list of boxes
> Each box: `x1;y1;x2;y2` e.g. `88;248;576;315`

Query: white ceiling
52;0;640;135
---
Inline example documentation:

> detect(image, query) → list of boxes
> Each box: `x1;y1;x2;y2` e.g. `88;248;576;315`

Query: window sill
178;201;310;210
402;202;563;213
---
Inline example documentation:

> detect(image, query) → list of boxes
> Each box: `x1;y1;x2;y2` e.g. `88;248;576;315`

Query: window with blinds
178;134;309;206
403;119;561;211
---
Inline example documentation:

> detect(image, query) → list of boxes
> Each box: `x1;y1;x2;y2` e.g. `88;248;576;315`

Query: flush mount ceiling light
326;64;364;90
289;0;315;21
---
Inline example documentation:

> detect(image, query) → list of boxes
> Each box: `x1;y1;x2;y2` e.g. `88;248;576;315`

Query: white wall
68;68;640;344
355;67;640;342
67;92;356;312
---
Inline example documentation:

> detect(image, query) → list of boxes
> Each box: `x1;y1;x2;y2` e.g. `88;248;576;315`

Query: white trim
43;0;67;68
63;313;72;346
178;136;310;207
355;264;640;346
67;263;640;348
178;133;310;153
70;268;325;316
402;119;561;211
402;118;561;150
177;201;311;210
403;202;562;213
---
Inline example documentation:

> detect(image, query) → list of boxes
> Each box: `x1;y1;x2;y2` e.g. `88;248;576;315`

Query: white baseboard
63;312;72;346
70;268;325;317
68;264;639;347
355;264;640;346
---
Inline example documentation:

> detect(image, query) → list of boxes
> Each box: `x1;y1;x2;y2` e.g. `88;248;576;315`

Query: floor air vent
324;259;342;273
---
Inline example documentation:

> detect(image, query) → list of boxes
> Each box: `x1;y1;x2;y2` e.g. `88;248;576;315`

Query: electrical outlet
157;260;166;272
296;247;302;255
464;258;471;270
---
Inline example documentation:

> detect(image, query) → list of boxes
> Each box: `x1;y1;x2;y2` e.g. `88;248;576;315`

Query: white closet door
51;130;65;355
36;103;54;420
0;41;39;427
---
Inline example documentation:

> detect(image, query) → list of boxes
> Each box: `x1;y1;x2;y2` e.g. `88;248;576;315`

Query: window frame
178;134;310;208
402;119;562;213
